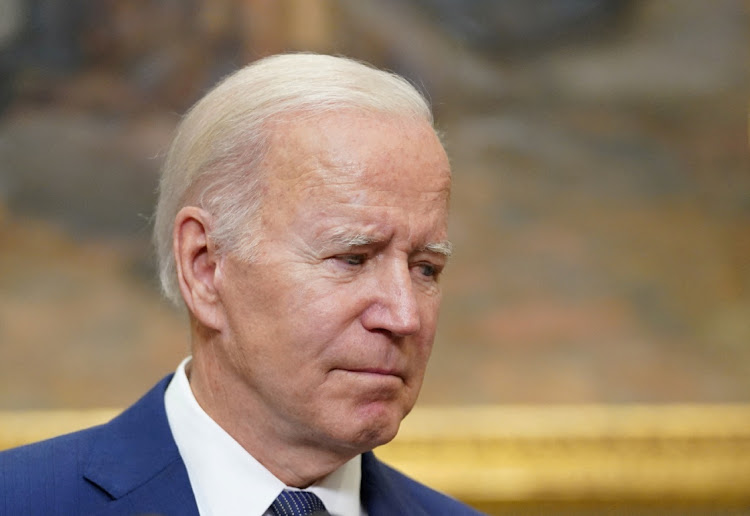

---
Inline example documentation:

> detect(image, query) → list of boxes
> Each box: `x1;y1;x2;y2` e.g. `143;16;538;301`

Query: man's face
213;110;451;454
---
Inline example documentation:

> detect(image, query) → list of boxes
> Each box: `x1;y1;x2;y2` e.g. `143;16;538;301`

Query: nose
361;260;421;337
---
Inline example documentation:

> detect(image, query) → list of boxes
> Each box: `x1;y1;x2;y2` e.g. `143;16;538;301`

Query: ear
173;206;225;330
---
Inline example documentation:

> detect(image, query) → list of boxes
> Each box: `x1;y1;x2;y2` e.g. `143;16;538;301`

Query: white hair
153;53;435;305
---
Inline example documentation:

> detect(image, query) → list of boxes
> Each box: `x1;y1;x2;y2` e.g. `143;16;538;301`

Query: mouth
337;368;404;381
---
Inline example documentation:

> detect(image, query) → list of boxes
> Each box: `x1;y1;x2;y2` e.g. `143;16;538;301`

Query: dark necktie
269;490;329;516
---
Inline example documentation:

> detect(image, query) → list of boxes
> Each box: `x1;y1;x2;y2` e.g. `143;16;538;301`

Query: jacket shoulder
0;426;111;514
0;375;186;516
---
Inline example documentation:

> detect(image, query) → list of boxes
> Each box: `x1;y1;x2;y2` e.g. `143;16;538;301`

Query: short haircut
153;53;435;305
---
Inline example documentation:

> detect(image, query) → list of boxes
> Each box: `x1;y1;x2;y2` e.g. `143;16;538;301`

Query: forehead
252;110;452;250
261;110;451;204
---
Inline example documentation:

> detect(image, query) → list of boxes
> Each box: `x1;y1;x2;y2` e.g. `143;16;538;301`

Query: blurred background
0;0;748;410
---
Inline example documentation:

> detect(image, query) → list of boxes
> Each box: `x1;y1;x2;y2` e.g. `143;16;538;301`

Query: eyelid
411;259;444;280
335;253;367;266
412;249;448;267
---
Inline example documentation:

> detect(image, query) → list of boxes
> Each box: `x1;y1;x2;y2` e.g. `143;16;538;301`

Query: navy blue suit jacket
0;375;482;515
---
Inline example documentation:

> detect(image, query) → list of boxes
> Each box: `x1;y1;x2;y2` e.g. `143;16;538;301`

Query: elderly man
0;54;481;515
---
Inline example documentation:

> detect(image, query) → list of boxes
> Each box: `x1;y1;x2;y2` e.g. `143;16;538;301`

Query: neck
187;345;358;487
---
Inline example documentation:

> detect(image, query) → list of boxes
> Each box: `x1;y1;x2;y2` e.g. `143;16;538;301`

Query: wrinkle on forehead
286;156;451;212
278;156;450;206
257;110;451;235
265;110;449;181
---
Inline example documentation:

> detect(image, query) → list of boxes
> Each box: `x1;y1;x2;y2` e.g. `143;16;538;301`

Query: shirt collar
164;357;363;516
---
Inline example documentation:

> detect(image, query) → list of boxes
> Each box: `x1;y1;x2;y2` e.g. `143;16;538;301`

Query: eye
415;262;440;279
337;254;366;266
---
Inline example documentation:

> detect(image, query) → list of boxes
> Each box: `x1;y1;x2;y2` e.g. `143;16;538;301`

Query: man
0;53;482;515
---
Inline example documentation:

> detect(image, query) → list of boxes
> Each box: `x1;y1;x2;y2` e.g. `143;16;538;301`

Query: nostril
360;298;421;337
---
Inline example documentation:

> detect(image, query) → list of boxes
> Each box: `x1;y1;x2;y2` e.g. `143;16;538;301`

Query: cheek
286;273;367;318
279;282;366;353
414;332;435;367
412;297;441;357
419;292;442;333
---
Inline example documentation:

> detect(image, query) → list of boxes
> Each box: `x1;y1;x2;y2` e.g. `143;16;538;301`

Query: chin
344;399;409;450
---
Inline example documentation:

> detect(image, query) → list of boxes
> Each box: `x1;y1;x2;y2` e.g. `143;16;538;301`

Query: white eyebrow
423;241;453;257
314;231;380;254
322;229;453;257
334;234;377;248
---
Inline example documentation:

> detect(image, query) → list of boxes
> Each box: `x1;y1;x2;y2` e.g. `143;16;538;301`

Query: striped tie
269;490;329;516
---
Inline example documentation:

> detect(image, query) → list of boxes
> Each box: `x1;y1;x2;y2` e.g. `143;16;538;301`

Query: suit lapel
83;375;199;516
360;451;430;516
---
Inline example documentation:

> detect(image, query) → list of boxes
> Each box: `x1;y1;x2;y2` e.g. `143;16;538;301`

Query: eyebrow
334;234;377;248
422;241;453;257
322;229;453;257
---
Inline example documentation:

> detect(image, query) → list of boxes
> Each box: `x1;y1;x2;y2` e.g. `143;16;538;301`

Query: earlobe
173;206;225;330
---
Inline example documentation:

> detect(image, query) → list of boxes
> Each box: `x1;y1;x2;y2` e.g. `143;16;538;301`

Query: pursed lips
335;367;405;381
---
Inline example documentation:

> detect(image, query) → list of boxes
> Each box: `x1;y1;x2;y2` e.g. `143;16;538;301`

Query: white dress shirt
164;357;366;516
